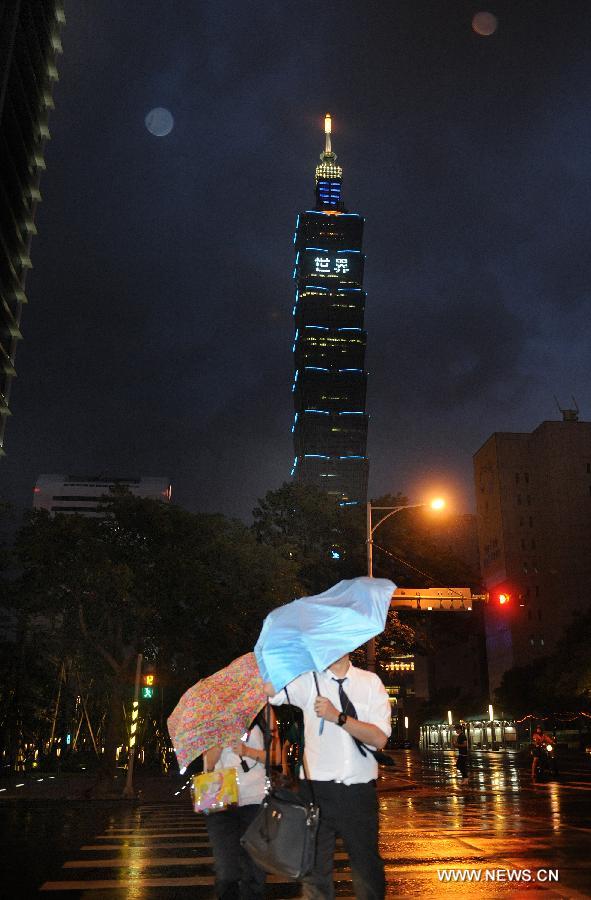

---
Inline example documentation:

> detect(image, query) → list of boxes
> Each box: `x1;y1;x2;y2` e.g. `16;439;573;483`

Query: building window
524;472;530;484
538;610;542;621
587;463;591;474
528;611;532;621
517;494;522;505
531;539;536;549
535;585;540;597
519;516;524;526
526;495;531;505
515;473;520;484
540;638;545;646
529;516;533;527
521;538;526;549
523;563;528;574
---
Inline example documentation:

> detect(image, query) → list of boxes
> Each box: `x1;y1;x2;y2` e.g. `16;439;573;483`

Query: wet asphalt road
1;750;590;898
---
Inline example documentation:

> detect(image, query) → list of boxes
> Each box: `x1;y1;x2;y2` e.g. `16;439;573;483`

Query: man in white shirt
270;653;391;899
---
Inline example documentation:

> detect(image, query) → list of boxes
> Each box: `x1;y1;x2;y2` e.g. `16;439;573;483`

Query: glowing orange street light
366;495;447;670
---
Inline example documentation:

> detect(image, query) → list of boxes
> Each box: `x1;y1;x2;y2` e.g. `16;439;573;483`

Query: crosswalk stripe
96;831;204;838
63;852;350;869
106;826;207;832
41;875;233;889
64;856;216;868
41;871;353;891
81;841;211;850
136;818;198;822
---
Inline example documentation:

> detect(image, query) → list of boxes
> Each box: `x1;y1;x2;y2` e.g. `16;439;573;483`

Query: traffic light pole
366;502;376;672
123;653;142;799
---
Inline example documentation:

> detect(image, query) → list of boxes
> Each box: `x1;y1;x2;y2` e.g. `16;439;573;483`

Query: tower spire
325;112;332;154
315;112;343;209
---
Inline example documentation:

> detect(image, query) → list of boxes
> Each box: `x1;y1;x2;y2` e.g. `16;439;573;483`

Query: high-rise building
0;0;65;456
473;411;591;692
291;114;369;506
33;474;172;516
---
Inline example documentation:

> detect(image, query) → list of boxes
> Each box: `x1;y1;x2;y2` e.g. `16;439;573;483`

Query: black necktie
332;677;367;757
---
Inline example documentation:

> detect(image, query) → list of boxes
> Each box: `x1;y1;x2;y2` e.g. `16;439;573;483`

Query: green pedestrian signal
141;673;156;700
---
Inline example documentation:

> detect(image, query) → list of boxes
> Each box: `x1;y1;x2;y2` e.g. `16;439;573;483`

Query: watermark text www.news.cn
437;868;559;883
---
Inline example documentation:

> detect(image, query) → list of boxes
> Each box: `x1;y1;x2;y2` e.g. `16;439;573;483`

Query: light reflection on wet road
2;750;590;897
378;750;591;898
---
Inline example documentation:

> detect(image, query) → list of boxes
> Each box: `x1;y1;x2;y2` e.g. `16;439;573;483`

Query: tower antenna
324;113;332;154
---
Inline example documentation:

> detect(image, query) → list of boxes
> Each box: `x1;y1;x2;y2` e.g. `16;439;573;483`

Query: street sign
391;587;487;611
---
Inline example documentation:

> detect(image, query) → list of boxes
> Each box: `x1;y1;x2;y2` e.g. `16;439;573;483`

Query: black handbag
240;697;320;878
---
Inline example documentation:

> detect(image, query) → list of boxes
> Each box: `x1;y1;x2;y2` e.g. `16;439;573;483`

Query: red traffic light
487;586;513;608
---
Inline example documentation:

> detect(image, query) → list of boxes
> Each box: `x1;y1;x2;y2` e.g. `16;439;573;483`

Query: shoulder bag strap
263;701;272;782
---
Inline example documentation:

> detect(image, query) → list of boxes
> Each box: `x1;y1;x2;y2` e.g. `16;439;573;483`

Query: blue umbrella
255;576;395;692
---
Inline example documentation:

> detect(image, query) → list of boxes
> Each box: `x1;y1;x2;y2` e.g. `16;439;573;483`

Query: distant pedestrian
453;724;469;779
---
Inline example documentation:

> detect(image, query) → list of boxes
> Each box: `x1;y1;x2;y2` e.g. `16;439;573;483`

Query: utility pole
366;501;376;672
123;653;142;799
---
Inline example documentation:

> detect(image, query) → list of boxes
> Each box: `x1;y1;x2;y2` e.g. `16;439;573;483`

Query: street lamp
365;497;445;671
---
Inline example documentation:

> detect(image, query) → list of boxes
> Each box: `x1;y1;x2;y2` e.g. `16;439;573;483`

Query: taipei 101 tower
290;115;369;505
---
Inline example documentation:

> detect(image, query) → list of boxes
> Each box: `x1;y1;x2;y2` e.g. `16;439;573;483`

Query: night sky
2;1;590;519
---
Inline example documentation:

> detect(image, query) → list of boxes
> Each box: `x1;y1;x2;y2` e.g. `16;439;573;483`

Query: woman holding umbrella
204;710;280;899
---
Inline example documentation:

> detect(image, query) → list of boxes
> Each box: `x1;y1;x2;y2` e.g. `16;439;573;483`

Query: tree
3;495;296;780
252;482;365;595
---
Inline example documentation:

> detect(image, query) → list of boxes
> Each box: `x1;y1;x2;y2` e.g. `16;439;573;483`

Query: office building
474;411;591;692
291;114;369;505
0;0;65;455
33;474;172;516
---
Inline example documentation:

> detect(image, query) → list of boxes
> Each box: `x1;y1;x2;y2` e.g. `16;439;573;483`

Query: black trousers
205;804;266;899
456;752;468;777
299;780;385;900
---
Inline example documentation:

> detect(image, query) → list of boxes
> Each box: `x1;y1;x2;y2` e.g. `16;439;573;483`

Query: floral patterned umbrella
167;652;267;772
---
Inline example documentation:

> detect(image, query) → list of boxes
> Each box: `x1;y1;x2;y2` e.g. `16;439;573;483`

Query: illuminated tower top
315;113;344;210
